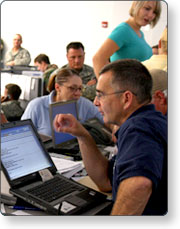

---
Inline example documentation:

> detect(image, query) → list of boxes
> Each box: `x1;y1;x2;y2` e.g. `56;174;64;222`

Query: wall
1;1;167;67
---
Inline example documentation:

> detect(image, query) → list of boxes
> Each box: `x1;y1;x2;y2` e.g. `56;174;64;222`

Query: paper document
13;210;31;216
51;156;84;176
104;145;118;159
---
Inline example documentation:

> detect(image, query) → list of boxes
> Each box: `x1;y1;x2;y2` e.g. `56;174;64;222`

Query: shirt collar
115;104;155;138
66;64;85;73
49;90;56;104
127;104;155;120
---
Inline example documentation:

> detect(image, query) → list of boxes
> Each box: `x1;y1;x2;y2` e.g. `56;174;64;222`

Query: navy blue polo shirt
108;104;167;215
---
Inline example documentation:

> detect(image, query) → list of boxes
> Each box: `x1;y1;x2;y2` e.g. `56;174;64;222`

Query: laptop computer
49;100;78;149
48;100;81;159
1;119;108;215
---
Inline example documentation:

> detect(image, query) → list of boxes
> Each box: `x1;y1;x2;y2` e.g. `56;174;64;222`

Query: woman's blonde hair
129;1;161;28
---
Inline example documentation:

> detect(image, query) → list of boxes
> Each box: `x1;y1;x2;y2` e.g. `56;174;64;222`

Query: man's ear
123;91;133;110
154;90;166;104
158;39;161;49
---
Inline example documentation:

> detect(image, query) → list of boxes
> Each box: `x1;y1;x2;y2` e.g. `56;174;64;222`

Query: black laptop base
8;192;112;215
1;119;110;215
10;175;110;215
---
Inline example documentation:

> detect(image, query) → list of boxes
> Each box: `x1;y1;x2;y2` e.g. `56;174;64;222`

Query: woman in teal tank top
93;1;161;78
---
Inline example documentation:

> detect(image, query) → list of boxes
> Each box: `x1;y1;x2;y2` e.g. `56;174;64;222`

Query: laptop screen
50;100;78;147
1;124;53;181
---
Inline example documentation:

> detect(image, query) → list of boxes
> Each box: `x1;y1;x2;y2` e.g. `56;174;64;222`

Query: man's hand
54;113;112;192
6;61;15;66
53;113;87;138
1;95;10;103
86;78;96;86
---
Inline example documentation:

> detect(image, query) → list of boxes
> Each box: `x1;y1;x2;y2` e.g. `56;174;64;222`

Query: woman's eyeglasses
62;85;83;93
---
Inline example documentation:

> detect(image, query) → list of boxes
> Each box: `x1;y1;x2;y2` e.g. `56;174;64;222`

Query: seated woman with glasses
21;68;103;136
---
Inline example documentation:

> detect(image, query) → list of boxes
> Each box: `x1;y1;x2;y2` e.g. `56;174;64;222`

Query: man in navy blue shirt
53;59;167;215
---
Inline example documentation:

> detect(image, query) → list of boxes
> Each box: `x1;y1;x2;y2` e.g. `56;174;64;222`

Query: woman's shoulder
109;22;132;38
114;22;131;31
27;95;49;108
78;97;97;109
78;96;92;105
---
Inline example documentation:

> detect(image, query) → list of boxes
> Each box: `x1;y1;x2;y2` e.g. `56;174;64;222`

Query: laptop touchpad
65;195;87;206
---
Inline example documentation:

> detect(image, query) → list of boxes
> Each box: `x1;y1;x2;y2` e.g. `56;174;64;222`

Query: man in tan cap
142;27;167;71
150;69;167;115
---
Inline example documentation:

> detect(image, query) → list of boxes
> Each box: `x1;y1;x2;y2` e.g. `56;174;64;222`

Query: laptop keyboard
27;176;84;202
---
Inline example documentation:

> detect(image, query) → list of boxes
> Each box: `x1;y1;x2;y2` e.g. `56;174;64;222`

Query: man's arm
14;49;31;65
4;51;13;65
5;49;31;66
86;78;96;86
77;130;112;192
111;176;152;215
5;61;15;66
1;111;8;123
53;113;112;192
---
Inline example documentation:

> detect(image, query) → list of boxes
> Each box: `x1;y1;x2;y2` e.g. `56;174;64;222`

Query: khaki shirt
5;47;31;66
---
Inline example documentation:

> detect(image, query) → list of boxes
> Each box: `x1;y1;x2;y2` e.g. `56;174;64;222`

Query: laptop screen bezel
49;100;79;149
1;119;57;188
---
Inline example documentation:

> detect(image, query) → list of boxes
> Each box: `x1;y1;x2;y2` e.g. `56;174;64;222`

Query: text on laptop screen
51;101;78;145
1;125;53;181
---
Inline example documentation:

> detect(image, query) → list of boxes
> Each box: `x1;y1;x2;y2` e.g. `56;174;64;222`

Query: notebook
1;119;108;215
49;100;79;149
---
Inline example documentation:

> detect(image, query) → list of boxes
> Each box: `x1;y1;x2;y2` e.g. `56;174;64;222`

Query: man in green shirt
5;34;31;66
61;42;97;101
34;54;58;95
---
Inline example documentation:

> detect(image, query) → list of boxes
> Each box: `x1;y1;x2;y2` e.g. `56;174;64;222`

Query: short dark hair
99;59;152;104
34;54;50;64
152;44;159;49
66;42;84;52
5;83;22;100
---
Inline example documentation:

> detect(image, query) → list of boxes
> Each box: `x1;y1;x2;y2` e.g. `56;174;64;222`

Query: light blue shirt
21;91;103;136
108;22;152;62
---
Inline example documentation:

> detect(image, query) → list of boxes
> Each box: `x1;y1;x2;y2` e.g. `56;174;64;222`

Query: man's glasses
96;90;137;100
62;85;83;93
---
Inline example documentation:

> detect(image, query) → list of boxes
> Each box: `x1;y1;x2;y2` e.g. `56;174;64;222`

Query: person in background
21;68;103;137
1;83;24;121
0;38;4;61
4;34;31;66
150;69;167;116
152;44;159;55
60;42;97;101
53;59;167;215
93;1;161;78
142;27;167;71
34;54;58;95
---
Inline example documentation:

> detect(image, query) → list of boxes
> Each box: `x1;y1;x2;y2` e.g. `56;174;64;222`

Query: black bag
82;118;114;146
